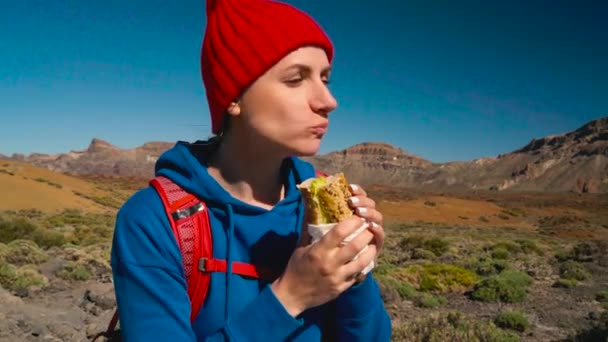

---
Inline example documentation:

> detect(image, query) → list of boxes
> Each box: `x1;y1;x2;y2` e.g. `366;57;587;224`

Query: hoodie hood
155;141;311;214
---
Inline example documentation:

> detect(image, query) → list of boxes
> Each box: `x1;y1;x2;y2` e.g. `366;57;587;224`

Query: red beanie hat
201;0;334;134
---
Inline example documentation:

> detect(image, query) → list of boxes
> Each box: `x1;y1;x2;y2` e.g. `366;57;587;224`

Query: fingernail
371;222;380;229
349;184;359;192
356;207;367;215
349;196;359;205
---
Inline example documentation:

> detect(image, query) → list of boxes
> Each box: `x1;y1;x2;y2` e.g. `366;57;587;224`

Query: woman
111;0;392;340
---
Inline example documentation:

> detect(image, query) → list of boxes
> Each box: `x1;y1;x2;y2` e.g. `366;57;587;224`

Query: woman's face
234;46;338;157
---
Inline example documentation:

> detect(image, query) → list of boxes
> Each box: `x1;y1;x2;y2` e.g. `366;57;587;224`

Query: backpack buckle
172;202;205;221
198;258;208;272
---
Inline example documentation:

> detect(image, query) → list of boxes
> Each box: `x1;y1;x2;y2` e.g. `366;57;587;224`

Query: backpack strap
150;176;212;322
150;176;265;321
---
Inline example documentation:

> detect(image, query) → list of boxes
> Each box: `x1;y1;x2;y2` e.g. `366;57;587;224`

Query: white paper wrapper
307;222;375;275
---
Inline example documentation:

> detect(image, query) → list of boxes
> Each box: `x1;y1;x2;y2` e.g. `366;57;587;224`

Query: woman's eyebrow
282;64;332;74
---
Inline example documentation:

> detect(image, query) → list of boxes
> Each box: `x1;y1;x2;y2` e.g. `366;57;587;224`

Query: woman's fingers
318;216;366;248
340;243;377;281
369;222;385;253
334;224;374;265
348;187;384;227
348;196;375;209
354;207;383;227
349;183;367;197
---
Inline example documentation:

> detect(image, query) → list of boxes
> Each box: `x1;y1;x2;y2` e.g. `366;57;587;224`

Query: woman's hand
271;215;377;317
347;184;385;256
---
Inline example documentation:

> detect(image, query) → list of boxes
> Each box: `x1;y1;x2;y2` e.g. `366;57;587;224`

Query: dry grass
0;161;125;213
378;196;535;229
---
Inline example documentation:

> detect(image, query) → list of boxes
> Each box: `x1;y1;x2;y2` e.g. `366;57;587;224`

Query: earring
228;102;240;115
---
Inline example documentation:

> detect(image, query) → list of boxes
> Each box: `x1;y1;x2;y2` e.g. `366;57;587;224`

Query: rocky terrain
3;117;607;193
7;139;172;180
1;191;607;341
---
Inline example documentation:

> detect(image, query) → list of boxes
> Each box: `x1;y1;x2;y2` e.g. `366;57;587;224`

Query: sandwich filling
298;172;354;225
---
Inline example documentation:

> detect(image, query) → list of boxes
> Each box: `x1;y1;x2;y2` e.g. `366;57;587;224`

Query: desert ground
0;162;607;341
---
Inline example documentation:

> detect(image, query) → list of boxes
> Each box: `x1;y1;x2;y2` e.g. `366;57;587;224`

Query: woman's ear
227;101;241;116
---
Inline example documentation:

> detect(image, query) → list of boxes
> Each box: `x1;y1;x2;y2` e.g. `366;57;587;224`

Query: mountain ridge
3;116;606;193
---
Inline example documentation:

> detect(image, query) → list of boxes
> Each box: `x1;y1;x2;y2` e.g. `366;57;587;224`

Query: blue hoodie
111;141;392;341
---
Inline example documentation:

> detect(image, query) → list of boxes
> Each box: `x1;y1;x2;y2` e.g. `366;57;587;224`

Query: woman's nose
310;82;338;115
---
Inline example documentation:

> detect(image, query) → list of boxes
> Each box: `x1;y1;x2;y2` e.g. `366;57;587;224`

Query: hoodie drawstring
294;197;304;241
224;204;234;322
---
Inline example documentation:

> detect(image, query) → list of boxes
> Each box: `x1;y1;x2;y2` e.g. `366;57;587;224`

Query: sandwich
298;172;376;275
297;172;354;225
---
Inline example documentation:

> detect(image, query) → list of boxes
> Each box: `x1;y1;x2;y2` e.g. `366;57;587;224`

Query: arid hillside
4;117;606;193
0;161;133;214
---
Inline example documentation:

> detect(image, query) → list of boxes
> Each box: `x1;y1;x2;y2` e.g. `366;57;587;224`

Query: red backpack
97;171;323;339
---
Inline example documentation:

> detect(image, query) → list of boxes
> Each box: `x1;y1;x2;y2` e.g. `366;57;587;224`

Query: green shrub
412;248;436;260
473;258;510;276
0;216;66;248
44;209;114;228
555;242;596;263
392;312;519;342
516;239;544;256
71;224;113;245
4;240;48;265
43;210;113;246
32;229;66;248
495;311;530;332
424;238;450;257
18;209;45;219
0;217;38;243
0;263;47;292
399;236;450;257
33;177;62;189
375;272;418;301
492;247;510;260
415;293;447;308
571;242;594;262
560;261;591;281
555;249;570;262
0;243;6;263
472;270;532;303
553;278;578;288
372;263;396;276
399;263;479;294
396;281;418;300
57;262;92;281
91;196;122;209
491;242;521;254
596;290;608;303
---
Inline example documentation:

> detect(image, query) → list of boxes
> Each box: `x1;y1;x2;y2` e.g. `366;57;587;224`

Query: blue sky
1;0;606;162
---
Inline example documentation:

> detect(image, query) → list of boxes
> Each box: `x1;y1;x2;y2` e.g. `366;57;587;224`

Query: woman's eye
285;78;303;85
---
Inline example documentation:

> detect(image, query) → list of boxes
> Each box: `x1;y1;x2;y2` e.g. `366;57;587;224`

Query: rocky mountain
420;117;608;193
303;142;435;186
7;138;173;179
4;116;607;193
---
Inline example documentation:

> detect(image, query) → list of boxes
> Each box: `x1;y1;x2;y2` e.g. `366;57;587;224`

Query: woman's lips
311;123;328;136
311;127;327;135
